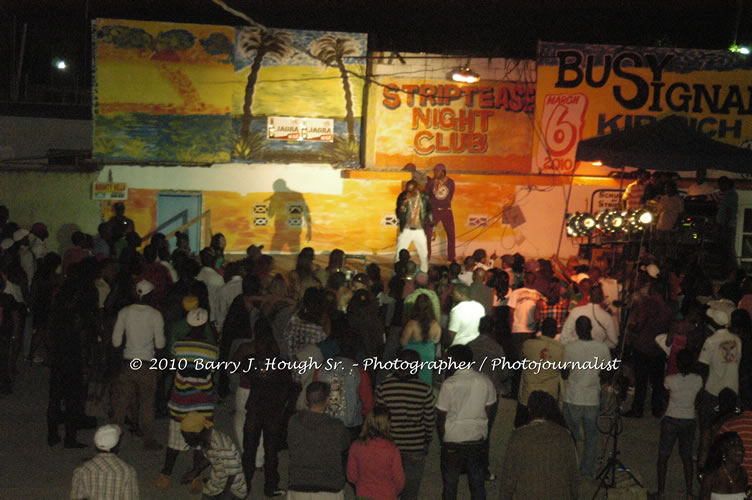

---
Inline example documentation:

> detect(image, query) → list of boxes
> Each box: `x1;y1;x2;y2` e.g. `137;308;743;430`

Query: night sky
1;0;750;102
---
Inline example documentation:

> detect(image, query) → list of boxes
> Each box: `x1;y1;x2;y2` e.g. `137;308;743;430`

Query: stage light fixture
638;210;654;225
565;212;596;237
451;66;480;83
595;210;625;233
624;208;655;231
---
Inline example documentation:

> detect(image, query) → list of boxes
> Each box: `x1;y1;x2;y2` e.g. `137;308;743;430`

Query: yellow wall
0;170;101;254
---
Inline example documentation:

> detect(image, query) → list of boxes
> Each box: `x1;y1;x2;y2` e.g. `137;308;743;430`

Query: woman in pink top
347;406;405;500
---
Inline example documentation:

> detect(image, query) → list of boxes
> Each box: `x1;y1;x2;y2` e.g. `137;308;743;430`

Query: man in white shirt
448;283;485;346
215;261;244;334
561;316;611;479
436;345;496;500
111;279;165;451
698;304;741;425
196;248;225;325
560;286;619;349
29;222;50;261
507;272;543;396
686;168;716;197
457;256;475;286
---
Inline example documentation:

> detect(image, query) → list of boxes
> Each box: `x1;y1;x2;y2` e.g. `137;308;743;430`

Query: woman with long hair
400;294;440;386
209;232;226;270
347;406;405;500
700;431;748;500
487;268;510;307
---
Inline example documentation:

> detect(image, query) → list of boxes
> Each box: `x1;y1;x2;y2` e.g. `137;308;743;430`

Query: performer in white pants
395;179;433;272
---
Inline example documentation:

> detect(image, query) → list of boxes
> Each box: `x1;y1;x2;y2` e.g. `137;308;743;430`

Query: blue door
157;193;202;255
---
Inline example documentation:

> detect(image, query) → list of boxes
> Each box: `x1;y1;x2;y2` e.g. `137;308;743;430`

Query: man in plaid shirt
535;278;569;335
71;425;139;500
284;287;327;359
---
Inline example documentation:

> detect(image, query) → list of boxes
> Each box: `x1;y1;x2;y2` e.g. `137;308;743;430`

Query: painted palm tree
236;27;292;140
310;35;360;142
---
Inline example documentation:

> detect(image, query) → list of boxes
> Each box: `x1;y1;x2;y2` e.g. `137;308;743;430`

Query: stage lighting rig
566;212;596;237
594;210;626;234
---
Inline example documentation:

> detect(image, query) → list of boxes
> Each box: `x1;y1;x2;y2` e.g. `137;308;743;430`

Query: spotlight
595;210;625;233
638;210;654;225
451;66;480;83
625;209;655;231
565;212;596;237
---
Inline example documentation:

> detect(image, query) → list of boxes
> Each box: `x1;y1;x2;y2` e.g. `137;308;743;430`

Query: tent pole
555;172;576;259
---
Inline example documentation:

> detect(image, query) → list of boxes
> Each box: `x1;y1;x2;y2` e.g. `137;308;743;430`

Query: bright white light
451;67;480;83
56;60;67;70
740;47;751;55
639;211;654;224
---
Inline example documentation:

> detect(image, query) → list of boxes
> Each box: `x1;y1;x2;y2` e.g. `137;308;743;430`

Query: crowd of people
1;197;752;500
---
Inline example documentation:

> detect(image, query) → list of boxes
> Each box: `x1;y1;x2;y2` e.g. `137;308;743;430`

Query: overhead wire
211;0;574;257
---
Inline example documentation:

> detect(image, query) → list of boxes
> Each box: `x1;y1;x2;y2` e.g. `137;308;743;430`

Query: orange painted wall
112;174;524;256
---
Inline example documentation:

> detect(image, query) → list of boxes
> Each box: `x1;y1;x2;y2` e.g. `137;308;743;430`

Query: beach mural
93;19;367;165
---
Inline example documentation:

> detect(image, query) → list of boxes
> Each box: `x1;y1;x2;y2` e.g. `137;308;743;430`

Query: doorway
157;193;202;255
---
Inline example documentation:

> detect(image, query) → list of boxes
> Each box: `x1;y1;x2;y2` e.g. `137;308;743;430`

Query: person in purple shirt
426;163;456;263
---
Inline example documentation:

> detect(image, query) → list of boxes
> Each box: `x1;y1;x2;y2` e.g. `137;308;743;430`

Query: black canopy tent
574;114;752;173
556;114;752;258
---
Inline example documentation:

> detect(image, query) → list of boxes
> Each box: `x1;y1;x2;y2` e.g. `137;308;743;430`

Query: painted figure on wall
395;180;433;272
425;163;456;263
266;179;311;253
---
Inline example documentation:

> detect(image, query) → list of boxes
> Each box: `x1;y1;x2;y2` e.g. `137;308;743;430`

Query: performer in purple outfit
426;163;456;263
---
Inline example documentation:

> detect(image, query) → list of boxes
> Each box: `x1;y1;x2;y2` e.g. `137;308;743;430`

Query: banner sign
533;41;752;173
267;117;334;142
370;77;536;172
92;182;128;200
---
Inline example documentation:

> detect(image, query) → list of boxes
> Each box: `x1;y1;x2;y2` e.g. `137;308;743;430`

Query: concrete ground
1;361;695;500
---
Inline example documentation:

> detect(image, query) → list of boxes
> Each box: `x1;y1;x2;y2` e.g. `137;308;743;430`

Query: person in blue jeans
436;345;497;500
561;316;611;479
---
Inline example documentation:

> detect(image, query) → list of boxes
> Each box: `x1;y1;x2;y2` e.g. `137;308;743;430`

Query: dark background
1;0;750;114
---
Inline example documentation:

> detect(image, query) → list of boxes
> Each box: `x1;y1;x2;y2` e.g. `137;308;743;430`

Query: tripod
589;230;651;499
591;410;642;499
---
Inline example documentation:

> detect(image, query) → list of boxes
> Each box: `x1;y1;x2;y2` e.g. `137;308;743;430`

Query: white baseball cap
135;279;155;298
187;307;209;327
94;424;121;451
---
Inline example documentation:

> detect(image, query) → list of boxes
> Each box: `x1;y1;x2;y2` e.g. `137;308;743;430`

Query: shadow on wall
56;223;81;256
265;179;311;254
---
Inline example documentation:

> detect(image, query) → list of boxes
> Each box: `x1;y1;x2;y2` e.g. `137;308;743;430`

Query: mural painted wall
367;55;536;172
94;164;600;260
533;41;752;174
93;19;367;165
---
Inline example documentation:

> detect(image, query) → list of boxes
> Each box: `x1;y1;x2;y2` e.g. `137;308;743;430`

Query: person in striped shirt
155;308;219;490
375;349;435;500
180;412;248;500
71;424;139;500
718;407;752;482
622;168;651;210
